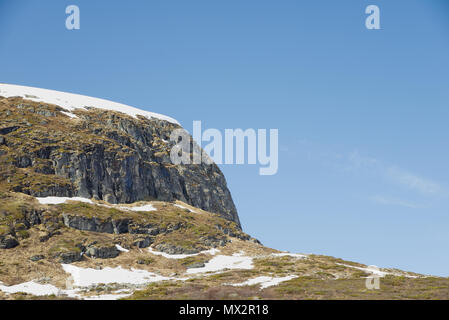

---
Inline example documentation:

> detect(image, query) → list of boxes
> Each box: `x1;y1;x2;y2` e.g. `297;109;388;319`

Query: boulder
62;214;114;234
154;243;199;255
59;252;82;264
133;236;154;248
30;255;45;262
0;235;19;249
85;245;120;259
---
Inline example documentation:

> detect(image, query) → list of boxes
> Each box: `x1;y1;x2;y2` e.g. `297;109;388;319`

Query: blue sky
1;0;448;276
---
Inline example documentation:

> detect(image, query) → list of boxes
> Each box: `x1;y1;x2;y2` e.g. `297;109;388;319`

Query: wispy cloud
370;195;423;209
345;151;447;197
347;151;379;170
385;166;443;196
296;141;448;206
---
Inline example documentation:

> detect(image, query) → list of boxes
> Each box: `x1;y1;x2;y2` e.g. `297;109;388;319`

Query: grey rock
62;214;114;234
215;224;251;241
24;210;43;226
16;155;32;168
30;255;45;262
112;219;130;234
0;235;19;249
154;243;199;255
39;233;51;242
0;126;19;135
85;245;120;259
133;236;154;248
36;109;56;117
59;252;82;264
36;277;51;284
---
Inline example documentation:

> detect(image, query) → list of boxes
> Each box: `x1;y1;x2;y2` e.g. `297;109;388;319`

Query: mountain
0;84;240;227
0;84;447;300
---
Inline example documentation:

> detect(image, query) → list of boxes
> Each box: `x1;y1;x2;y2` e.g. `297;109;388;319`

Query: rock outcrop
85;245;120;259
0;93;240;228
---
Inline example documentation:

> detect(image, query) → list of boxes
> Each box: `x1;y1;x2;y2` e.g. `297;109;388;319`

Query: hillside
0;84;240;227
0;191;447;300
0;85;447;300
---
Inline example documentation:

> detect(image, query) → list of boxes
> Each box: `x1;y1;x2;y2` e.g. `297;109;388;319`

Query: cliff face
0;90;240;228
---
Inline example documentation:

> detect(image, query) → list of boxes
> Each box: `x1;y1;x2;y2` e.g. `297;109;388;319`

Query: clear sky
1;0;448;276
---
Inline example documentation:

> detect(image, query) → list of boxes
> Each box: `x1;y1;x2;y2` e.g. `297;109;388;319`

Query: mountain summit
0;84;240;227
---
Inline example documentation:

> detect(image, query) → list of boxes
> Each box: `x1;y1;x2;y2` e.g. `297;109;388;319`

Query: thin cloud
348;151;379;170
297;142;448;199
346;151;447;197
385;166;444;196
370;195;422;209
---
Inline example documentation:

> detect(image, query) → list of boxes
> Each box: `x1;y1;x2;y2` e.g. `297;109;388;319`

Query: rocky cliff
0;85;240;228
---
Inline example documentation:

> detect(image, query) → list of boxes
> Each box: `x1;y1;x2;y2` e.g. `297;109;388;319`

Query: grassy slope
0;193;447;300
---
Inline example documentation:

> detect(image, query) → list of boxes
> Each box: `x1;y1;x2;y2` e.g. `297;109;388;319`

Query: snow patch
35;196;157;213
36;196;93;205
148;247;220;260
0;83;179;125
60;110;78;119
119;204;156;212
115;245;129;253
0;281;61;296
186;253;254;274
0;281;133;300
271;252;307;259
174;204;197;213
336;263;390;277
61;264;172;287
83;292;132;300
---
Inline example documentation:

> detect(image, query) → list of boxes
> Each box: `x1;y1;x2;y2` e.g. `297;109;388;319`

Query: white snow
271;252;307;259
148;247;220;260
0;281;134;300
229;275;298;289
0;281;61;296
115;244;129;253
120;204;157;212
336;263;389;277
338;264;418;278
36;196;94;205
174;204;197;213
0;263;187;300
0;83;179;125
60;110;78;119
61;264;172;287
83;293;132;300
35;196;158;213
186;253;254;274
